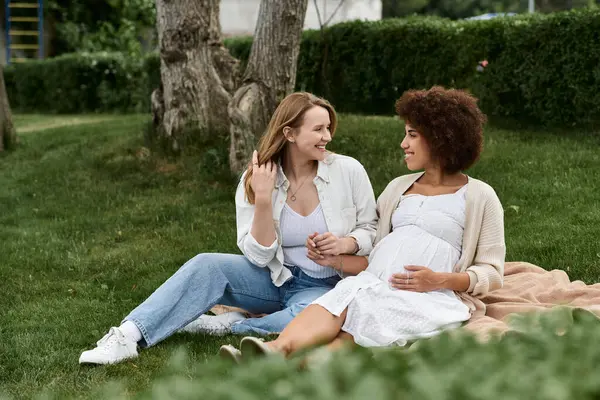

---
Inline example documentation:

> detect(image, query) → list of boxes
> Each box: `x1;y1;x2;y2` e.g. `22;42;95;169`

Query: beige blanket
461;261;600;339
211;261;600;339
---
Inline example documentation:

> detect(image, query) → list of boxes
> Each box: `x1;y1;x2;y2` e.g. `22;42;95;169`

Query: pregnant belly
367;227;461;280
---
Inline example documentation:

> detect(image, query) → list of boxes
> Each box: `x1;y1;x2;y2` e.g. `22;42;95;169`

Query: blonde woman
228;86;505;360
79;92;378;365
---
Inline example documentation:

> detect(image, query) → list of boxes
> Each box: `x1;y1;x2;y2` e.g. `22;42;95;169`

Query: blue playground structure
4;0;44;63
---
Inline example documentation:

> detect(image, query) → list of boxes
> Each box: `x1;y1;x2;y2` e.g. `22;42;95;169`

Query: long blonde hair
244;92;338;204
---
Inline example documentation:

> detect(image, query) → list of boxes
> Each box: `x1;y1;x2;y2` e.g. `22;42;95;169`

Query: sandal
239;336;274;359
218;344;242;364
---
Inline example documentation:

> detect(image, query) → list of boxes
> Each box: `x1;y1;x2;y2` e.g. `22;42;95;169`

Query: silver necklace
288;174;312;201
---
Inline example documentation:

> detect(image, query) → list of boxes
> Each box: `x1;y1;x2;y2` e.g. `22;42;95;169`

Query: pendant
291;195;297;201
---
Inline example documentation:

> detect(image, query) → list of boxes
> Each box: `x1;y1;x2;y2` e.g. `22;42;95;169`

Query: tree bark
152;0;238;152
0;65;17;152
228;0;309;173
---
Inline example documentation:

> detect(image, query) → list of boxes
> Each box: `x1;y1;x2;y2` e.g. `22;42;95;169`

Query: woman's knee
289;302;311;318
178;253;226;279
335;331;354;341
179;253;252;282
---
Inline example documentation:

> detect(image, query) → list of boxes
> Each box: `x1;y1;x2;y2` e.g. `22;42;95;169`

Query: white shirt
235;153;378;287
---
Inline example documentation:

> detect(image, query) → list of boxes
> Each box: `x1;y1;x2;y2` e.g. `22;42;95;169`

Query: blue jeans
124;253;340;347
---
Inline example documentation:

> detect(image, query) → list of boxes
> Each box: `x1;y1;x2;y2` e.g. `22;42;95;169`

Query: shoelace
96;327;127;349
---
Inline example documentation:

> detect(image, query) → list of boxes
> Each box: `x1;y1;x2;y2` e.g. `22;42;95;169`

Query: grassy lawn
12;114;121;134
0;114;599;399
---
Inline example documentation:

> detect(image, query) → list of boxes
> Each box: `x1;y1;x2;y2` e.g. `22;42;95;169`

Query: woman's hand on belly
389;265;447;292
389;266;471;292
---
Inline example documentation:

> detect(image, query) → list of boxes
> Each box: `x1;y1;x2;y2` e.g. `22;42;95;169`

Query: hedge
293;9;600;125
473;10;600;125
4;52;147;113
5;8;600;125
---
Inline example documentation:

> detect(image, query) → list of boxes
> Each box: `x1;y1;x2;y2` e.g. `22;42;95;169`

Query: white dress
313;185;472;347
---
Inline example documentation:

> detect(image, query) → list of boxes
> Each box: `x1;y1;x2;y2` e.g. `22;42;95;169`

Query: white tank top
279;203;337;279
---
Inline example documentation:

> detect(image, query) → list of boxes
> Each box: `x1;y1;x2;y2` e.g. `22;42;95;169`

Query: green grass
0;114;599;399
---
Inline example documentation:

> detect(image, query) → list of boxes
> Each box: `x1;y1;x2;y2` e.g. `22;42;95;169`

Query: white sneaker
79;327;138;365
180;312;246;336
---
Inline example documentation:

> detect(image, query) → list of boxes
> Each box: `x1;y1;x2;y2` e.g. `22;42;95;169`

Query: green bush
474;10;600;124
4;52;146;113
49;308;600;399
224;35;254;73
5;9;600;125
296;17;486;115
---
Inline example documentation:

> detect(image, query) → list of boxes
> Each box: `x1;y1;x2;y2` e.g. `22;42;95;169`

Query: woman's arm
311;161;377;257
331;254;369;276
307;252;369;277
250;195;277;247
440;272;471;292
235;158;279;267
236;183;278;267
346;162;378;256
390;266;470;292
464;190;506;296
249;155;278;246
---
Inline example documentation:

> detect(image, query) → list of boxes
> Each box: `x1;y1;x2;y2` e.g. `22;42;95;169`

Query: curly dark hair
395;86;487;174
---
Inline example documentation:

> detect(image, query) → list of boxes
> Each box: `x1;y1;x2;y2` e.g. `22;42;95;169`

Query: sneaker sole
78;353;137;365
180;327;230;336
218;345;241;364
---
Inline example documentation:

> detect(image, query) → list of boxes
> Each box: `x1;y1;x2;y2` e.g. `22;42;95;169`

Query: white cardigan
374;172;505;298
235;153;378;287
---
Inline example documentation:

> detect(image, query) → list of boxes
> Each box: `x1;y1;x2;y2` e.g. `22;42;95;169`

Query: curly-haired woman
223;86;506;359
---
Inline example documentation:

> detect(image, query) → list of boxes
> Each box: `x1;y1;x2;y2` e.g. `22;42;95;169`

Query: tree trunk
152;0;238;152
0;65;17;152
228;0;309;173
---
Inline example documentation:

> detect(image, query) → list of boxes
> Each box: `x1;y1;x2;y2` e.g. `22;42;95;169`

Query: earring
289;139;295;143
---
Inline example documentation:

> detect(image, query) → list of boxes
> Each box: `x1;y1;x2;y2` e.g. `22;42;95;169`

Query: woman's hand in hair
250;150;277;204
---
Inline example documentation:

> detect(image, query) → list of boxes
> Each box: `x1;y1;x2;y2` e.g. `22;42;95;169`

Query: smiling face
400;122;434;171
284;105;332;162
